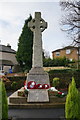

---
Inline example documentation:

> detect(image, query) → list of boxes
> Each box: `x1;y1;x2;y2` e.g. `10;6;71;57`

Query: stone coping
8;102;65;109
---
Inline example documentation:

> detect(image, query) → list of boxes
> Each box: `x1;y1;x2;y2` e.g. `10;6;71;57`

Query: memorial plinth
27;89;49;102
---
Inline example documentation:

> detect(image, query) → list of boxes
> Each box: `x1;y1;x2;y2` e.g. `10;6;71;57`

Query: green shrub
48;69;71;74
5;76;26;90
8;76;26;82
11;81;17;90
52;77;60;88
65;77;80;119
0;80;8;120
43;57;71;67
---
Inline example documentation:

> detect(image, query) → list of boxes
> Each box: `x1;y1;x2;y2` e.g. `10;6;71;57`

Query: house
0;44;18;73
52;46;78;61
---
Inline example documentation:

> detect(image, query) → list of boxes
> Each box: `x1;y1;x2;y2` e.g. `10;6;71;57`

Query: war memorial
8;12;65;109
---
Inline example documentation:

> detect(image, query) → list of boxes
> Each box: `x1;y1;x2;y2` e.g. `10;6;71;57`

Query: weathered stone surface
27;67;50;85
27;12;50;102
27;89;49;102
28;12;47;68
9;97;27;104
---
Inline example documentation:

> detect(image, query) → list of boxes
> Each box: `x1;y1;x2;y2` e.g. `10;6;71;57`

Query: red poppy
42;84;50;89
27;81;36;89
58;92;62;95
36;84;43;89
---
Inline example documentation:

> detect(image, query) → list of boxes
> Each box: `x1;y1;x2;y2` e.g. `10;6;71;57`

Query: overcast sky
0;0;72;58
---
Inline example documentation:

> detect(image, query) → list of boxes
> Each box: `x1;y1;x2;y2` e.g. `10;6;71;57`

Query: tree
60;0;80;69
0;81;8;120
16;15;33;71
52;77;60;88
65;77;80;119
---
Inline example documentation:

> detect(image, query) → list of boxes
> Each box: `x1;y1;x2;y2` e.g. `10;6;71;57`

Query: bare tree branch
60;0;80;69
60;0;80;42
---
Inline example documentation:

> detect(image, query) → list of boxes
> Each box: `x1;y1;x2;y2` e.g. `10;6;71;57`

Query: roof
0;60;14;66
52;46;78;53
0;45;16;54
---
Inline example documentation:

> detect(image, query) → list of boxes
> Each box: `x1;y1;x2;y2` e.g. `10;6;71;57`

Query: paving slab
8;108;65;119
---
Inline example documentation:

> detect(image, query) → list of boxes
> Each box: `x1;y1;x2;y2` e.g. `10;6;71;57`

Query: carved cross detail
28;12;47;32
28;12;47;67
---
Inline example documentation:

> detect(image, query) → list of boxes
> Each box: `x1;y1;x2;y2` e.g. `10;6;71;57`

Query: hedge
49;69;80;88
5;76;26;91
5;69;80;90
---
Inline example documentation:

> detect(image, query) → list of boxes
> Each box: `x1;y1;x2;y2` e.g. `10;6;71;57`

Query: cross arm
40;18;48;32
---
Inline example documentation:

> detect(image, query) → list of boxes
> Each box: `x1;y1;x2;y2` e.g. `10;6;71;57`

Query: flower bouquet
48;87;65;98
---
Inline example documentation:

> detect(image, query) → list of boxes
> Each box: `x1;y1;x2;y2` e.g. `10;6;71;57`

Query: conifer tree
65;77;80;119
16;15;33;71
0;81;8;120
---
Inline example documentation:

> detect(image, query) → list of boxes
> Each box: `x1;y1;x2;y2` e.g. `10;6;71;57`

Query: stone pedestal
27;67;50;102
27;67;50;85
27;89;49;102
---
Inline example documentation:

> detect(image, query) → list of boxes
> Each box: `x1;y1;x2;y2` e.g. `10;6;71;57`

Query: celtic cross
28;12;47;67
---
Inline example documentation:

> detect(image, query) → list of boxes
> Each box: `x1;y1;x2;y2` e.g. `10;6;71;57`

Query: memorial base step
9;96;27;104
8;87;27;104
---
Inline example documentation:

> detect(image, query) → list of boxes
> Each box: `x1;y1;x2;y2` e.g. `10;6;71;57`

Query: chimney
7;43;11;49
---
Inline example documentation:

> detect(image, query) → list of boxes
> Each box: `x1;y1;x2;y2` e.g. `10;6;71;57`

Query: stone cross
28;12;47;68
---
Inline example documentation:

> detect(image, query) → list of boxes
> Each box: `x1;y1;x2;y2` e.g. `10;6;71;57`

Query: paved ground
7;91;65;119
8;108;65;119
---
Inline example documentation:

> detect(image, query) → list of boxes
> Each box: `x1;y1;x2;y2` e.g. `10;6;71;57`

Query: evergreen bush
0;81;2;120
0;81;8;120
11;81;17;90
52;77;60;88
65;77;80;119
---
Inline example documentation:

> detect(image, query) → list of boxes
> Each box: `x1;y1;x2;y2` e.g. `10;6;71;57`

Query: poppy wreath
56;91;65;98
36;84;43;89
27;81;36;89
42;84;50;89
24;81;50;89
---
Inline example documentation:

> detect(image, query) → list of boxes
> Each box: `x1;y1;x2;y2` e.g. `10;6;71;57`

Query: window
66;49;71;54
56;52;60;56
70;58;73;61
